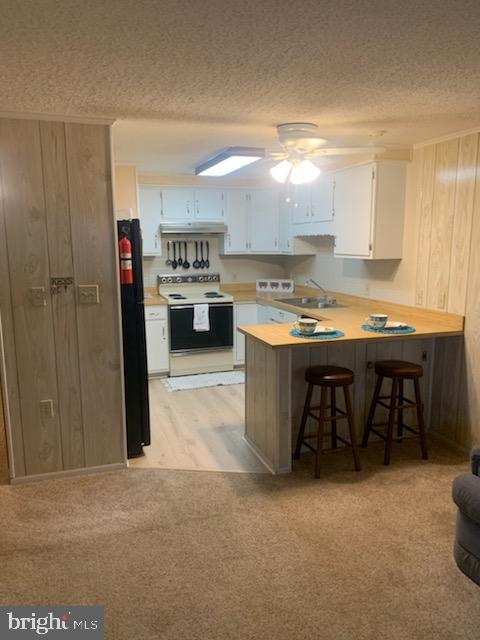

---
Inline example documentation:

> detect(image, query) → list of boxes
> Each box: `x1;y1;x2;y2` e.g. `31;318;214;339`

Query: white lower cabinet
145;306;169;375
259;305;297;325
234;303;258;365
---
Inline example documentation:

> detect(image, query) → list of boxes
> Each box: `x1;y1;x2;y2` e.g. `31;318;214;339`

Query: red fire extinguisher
119;235;134;285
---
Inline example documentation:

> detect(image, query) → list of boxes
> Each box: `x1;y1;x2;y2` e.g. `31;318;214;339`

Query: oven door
169;303;234;354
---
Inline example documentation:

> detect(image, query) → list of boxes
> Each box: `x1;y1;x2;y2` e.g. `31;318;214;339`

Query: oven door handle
170;303;233;310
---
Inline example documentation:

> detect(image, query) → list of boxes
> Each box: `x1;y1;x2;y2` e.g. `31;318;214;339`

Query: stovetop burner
168;293;187;299
204;292;224;298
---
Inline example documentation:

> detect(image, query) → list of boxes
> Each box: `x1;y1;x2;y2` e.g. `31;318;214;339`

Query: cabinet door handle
160;192;164;217
162;326;165;338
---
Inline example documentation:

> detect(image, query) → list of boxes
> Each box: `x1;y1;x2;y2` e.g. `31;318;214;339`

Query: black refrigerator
117;218;150;458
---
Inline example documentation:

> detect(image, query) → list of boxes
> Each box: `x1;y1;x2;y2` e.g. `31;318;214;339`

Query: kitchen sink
275;297;347;309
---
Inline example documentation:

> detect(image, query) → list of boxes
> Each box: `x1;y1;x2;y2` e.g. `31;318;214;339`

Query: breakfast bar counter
238;292;464;474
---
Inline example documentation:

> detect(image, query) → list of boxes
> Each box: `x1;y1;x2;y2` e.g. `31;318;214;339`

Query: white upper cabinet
160;187;194;220
248;189;279;253
138;187;162;256
224;188;279;254
333;161;407;260
225;190;249;253
311;174;335;222
291;187;312;224
278;196;316;255
291;176;335;232
333;164;374;257
193;189;225;220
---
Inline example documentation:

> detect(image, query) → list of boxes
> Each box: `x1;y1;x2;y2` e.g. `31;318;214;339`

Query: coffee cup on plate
294;317;318;335
367;313;388;328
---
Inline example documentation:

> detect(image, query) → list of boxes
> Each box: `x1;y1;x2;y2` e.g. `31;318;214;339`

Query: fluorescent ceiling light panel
196;146;264;176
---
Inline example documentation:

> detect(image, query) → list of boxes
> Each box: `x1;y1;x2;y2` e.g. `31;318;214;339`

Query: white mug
294;317;318;334
367;313;388;328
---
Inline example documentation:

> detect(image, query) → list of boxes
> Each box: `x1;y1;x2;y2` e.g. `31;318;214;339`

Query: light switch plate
29;286;47;307
40;399;54;418
78;284;100;305
437;292;446;309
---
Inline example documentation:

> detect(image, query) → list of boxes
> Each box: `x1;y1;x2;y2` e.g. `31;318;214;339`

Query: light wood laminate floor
129;379;267;473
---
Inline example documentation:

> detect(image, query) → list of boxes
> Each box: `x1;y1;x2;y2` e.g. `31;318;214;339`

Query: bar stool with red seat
294;365;362;478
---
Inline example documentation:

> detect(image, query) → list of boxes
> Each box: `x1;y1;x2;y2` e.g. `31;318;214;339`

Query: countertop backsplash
142;235;287;287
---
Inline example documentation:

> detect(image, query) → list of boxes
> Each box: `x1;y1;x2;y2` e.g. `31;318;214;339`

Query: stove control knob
207;276;212;281
167;277;172;283
176;277;181;283
199;276;204;282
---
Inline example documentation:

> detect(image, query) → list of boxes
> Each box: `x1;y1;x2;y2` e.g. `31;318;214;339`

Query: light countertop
237;289;464;349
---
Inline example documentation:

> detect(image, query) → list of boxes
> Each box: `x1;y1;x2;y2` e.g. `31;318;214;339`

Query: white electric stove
157;273;234;376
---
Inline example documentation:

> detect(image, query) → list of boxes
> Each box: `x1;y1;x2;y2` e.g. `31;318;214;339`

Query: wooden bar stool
294;365;362;478
362;360;428;465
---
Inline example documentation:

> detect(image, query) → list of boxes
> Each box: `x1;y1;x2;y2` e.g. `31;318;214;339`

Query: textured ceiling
1;0;480;174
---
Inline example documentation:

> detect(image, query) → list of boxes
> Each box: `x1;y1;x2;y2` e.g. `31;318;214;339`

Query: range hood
159;221;228;235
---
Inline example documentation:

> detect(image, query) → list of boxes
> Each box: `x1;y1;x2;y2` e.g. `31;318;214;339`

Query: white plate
383;321;407;330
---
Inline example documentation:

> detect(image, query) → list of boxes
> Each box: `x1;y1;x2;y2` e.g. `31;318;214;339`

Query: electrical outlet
40;399;54;418
29;287;47;307
78;284;100;304
364;283;371;297
437;292;446;309
415;291;423;305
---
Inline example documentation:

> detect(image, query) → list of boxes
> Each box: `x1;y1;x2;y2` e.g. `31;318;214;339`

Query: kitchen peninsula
238;292;464;473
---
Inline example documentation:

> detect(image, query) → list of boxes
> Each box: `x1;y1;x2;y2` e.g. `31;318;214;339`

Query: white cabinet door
311;174;335;222
334;163;374;257
248;189;279;253
225;190;249;253
138;187;162;256
160;188;194;220
234;303;258;365
145;316;169;374
278;197;293;253
291;186;311;224
194;189;225;220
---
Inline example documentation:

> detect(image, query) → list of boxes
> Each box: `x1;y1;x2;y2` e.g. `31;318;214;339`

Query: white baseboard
10;462;127;485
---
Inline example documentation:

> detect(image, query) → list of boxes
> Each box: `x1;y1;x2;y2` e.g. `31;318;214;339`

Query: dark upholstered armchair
452;448;480;586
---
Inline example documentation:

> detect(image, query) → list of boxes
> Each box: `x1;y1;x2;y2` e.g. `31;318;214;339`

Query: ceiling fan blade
268;152;289;160
308;146;386;157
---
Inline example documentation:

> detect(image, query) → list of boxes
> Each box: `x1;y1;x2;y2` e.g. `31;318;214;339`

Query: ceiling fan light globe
270;159;292;183
290;159;321;184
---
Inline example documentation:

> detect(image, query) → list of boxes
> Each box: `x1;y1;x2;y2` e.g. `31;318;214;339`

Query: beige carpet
0;440;478;639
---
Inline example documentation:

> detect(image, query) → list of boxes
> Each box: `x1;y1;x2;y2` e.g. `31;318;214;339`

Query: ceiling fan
269;123;386;184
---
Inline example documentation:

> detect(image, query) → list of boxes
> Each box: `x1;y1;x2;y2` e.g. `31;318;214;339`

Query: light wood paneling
426;139;459;310
0;118;62;475
0;384;9;483
447;134;479;314
0;176;25;477
415;145;435;306
65;123;125;467
455;141;480;448
40;121;85;469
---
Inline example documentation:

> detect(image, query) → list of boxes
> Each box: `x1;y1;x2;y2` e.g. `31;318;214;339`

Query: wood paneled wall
414;132;480;449
0;117;126;479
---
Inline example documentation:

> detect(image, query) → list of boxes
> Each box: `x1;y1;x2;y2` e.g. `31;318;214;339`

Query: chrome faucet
305;278;327;295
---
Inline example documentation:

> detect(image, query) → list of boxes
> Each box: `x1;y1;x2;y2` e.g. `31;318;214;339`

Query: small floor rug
161;370;245;391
